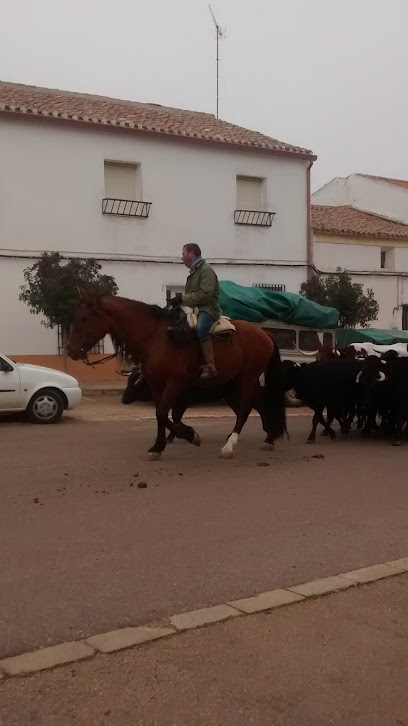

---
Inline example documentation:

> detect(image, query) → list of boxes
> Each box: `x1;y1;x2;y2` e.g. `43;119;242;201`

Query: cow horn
356;371;362;383
376;371;386;382
294;344;320;357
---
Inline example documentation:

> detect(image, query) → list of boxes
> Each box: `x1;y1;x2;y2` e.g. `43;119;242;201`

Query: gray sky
1;0;407;189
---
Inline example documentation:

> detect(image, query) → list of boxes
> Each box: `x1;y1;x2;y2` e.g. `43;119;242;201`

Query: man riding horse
170;243;221;380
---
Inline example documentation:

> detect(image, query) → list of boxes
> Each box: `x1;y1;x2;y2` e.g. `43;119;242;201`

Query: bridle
66;343;118;369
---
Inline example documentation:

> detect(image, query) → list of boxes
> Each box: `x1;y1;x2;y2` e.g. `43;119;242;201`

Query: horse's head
67;288;111;360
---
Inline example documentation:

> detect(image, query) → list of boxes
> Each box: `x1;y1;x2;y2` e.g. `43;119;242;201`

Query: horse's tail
263;343;288;441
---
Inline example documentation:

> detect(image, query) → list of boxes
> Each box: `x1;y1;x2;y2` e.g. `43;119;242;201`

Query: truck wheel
26;389;64;424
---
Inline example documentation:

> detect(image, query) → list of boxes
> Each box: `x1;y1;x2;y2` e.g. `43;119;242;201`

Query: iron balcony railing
252;283;286;292
234;209;275;227
102;198;152;218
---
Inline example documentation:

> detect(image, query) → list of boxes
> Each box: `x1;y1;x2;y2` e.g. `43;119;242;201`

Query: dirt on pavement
1;406;408;660
1;575;407;726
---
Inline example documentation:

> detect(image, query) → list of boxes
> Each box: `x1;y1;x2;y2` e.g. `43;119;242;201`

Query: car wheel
26;388;64;424
285;389;303;408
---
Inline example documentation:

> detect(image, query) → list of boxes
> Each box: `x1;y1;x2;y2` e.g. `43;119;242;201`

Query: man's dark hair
183;243;201;257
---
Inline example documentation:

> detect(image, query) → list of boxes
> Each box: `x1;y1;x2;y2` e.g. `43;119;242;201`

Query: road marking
1;556;406;680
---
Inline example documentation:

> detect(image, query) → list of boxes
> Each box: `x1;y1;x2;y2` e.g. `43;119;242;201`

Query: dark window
402;306;408;330
166;287;184;305
299;330;320;351
323;332;333;347
381;248;395;270
266;328;296;350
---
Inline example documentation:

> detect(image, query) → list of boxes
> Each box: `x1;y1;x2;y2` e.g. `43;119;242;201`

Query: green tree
300;269;379;328
19;252;118;352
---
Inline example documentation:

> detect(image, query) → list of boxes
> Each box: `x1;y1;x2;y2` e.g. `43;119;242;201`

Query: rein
83;352;118;369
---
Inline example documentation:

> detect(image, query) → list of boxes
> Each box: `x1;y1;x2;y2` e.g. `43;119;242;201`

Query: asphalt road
1;407;407;659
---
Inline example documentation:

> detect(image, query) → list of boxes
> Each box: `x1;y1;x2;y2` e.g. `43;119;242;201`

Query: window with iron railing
235;176;275;227
166;286;184;306
103;161;151;218
252;283;286;292
57;326;104;356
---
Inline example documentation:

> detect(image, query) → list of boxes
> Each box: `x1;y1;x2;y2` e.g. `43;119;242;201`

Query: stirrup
199;365;217;380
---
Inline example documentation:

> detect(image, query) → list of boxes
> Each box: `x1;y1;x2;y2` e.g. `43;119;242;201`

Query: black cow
358;355;408;445
121;366;234;443
121;367;155;404
355;356;390;436
387;357;408;445
122;366;228;406
282;358;363;443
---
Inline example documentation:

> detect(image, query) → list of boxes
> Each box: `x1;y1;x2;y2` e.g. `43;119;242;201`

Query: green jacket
182;258;222;320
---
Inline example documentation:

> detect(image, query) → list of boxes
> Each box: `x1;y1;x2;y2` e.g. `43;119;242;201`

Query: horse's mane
104;296;168;362
110;296;167;320
102;295;193;359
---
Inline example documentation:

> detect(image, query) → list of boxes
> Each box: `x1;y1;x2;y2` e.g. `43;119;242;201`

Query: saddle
181;307;236;336
166;306;235;347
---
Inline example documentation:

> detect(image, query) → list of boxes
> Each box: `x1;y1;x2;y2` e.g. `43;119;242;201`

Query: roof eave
313;228;408;242
0;108;317;161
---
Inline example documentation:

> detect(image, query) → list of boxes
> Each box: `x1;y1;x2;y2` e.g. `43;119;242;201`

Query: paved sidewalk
1;575;407;726
69;392;311;422
81;381;125;395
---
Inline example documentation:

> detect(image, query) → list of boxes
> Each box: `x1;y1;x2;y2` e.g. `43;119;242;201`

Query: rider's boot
199;338;217;380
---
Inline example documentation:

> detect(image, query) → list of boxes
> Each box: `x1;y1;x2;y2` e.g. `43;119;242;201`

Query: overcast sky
1;0;407;189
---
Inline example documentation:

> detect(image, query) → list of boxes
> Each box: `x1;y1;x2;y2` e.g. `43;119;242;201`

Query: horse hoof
392;441;401;447
146;451;161;461
306;439;315;445
259;442;274;452
192;432;201;447
219;449;233;460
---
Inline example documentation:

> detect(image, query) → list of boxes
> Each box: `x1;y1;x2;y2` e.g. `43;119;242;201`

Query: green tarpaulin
336;328;408;346
219;281;339;329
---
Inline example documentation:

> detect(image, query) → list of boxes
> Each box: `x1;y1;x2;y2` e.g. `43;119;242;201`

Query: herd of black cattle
121;342;408;446
283;344;408;445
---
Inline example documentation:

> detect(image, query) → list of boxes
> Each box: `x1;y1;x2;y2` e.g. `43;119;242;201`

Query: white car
0;353;82;424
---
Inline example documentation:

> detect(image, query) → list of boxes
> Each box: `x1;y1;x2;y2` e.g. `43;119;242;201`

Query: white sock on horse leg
220;432;239;458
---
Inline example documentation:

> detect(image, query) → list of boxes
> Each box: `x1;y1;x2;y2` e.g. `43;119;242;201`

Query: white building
312;174;408;330
0;81;315;378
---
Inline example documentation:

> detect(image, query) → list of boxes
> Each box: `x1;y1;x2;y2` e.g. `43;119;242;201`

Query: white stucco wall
314;239;380;272
312;174;408;225
2;256;306;355
0;118;308;262
0;118;309;354
314;239;408;329
311;176;350;206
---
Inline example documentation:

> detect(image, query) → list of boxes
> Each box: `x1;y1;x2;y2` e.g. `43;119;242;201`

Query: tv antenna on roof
208;4;226;119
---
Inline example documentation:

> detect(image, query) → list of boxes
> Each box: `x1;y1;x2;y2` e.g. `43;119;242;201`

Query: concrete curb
1;557;407;680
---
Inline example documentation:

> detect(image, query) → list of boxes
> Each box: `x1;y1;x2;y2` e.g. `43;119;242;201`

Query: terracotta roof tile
312;205;408;241
360;174;408;190
0;81;314;157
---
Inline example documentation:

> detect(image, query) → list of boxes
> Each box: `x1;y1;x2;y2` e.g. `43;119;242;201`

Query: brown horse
67;290;286;460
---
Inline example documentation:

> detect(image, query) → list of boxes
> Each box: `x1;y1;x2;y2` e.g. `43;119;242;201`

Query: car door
0;356;21;410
